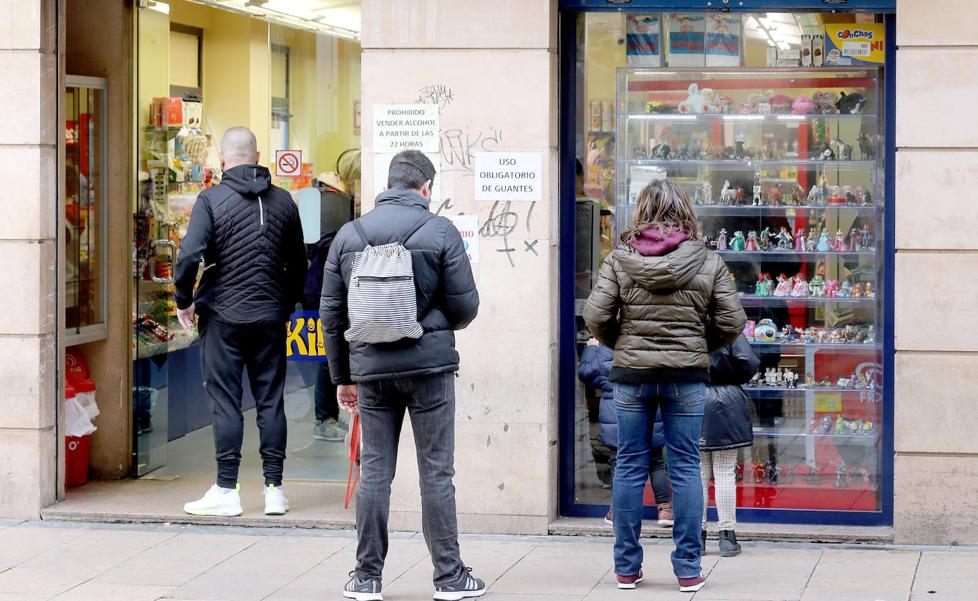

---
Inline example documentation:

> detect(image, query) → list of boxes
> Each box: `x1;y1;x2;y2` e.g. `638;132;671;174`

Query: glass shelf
746;386;879;394
754;431;876;442
692;204;877;216
740;295;876;307
623;159;877;167
716;250;876;261
751;342;878;353
622;112;877;121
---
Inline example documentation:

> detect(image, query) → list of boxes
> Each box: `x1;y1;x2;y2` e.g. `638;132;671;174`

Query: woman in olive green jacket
584;179;746;593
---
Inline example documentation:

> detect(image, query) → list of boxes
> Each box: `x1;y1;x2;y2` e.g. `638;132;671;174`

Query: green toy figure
731;230;746;252
755;275;773;297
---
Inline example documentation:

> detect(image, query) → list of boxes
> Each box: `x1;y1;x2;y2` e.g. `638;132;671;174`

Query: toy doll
806;233;818;252
864;282;875;298
755;274;772;297
716;228;729;251
851;283;864;297
745;230;759;251
849;228;862;252
809;275;826;297
735;186;745;205
790;183;804;206
825;279;840;298
834;229;846;251
773;273;792;297
771;183;783;205
759;226;773;251
730;230;746;252
794;229;806;252
791;274;809;297
860;224;873;249
775;226;792;249
752;172;763;205
838;281;852;298
816;231;833;252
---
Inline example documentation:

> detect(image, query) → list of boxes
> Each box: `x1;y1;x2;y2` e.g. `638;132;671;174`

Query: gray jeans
355;372;464;586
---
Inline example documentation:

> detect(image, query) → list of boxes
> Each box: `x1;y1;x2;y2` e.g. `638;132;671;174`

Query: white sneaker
264;484;290;515
183;484;242;517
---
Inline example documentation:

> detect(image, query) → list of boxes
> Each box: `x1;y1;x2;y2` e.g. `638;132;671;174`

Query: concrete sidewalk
0;521;974;601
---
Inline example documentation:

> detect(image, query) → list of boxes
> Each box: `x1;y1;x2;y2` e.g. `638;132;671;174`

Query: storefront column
894;0;978;544
361;0;559;534
0;0;61;517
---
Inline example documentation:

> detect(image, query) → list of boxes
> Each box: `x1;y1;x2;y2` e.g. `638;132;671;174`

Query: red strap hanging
344;413;361;509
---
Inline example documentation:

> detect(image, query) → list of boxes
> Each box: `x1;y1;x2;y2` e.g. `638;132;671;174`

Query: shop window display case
614;68;883;512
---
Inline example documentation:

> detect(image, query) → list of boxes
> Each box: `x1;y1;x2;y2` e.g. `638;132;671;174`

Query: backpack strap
402;212;436;245
352;211;434;248
352;219;370;247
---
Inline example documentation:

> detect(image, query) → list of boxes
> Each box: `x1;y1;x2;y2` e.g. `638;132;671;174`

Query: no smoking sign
276;149;302;177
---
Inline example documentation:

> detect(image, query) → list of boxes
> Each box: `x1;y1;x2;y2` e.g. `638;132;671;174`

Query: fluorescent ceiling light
145;1;170;14
185;0;361;40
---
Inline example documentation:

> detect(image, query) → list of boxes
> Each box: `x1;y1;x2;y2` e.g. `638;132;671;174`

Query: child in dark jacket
700;334;759;557
580;338;673;527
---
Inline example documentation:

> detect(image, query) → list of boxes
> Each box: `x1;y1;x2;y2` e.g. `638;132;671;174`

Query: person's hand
177;303;196;330
586;337;600;347
337;384;359;415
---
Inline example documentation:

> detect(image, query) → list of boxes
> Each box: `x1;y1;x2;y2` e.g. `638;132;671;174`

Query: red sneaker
616;570;644;590
678;574;706;592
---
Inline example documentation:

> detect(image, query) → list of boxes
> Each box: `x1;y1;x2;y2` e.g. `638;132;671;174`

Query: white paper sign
373;152;441;204
474;152;543;202
372;104;439;152
446;215;480;264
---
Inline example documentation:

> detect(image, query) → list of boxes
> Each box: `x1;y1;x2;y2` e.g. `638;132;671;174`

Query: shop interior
571;11;887;518
57;0;363;521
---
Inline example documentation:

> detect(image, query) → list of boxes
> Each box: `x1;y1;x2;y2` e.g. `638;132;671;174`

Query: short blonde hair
337;149;361;189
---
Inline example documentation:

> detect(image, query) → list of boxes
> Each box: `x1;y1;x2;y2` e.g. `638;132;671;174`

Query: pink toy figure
774;273;793;297
834;230;845;251
791;95;816;115
744;320;756;339
825;279;840;298
745;231;759;251
717;228;729;251
791;274;809;297
794;229;806;251
849;228;861;252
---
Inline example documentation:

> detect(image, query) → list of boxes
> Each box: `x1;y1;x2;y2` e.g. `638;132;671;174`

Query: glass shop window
65;78;107;345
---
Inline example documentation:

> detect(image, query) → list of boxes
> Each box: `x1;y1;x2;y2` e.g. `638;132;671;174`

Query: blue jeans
612;382;706;579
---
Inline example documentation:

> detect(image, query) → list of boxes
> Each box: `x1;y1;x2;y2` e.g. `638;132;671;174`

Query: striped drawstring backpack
343;212;434;344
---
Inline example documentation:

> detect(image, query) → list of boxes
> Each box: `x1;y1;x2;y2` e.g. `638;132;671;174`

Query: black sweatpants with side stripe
199;316;288;488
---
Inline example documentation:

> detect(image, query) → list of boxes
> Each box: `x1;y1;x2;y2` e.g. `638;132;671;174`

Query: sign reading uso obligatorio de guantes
286;310;327;362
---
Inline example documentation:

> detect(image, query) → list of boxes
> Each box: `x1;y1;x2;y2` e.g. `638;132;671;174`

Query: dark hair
387;150;436;190
576;159;584;178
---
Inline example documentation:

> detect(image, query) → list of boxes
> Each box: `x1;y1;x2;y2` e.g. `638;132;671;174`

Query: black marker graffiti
441;127;504;173
416;83;455;111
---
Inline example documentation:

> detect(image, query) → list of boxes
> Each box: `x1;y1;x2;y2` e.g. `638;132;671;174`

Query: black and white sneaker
343;571;383;601
433;567;487;600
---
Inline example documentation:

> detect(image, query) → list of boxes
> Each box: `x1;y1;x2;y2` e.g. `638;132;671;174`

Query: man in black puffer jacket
174;126;307;518
320;150;483;601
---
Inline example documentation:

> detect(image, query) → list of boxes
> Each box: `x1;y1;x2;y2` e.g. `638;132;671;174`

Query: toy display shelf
740;295;876;307
622;159;877;167
621;112;877;122
615;204;878;215
716;250;876;261
753;432;877;445
693;204;877;216
746;386;879;394
750;341;878;353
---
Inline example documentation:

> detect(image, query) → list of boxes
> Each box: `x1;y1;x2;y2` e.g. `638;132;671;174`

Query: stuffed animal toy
769;94;794;114
812;91;839;114
791;95;816;115
836;91;867;114
678;83;719;114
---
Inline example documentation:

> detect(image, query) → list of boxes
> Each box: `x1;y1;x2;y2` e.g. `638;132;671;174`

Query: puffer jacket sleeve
320;227;352;385
583;254;622;348
710;334;760;385
174;194;213;310
439;220;479;330
707;256;747;351
578;345;609;391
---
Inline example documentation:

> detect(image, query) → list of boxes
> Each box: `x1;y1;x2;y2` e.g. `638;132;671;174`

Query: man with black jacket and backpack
320;150;483;601
174;126;307;518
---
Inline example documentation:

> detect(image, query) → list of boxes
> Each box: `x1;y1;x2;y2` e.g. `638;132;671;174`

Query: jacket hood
222;164;272;197
628;227;689;256
375;186;430;210
615;239;708;292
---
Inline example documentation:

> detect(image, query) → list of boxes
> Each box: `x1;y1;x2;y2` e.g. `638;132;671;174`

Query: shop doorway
53;0;364;522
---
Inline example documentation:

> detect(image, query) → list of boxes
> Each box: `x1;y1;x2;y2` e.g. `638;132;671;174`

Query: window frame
64;75;109;347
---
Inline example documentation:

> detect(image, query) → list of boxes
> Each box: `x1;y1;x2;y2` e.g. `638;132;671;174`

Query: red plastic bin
64;384;90;488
